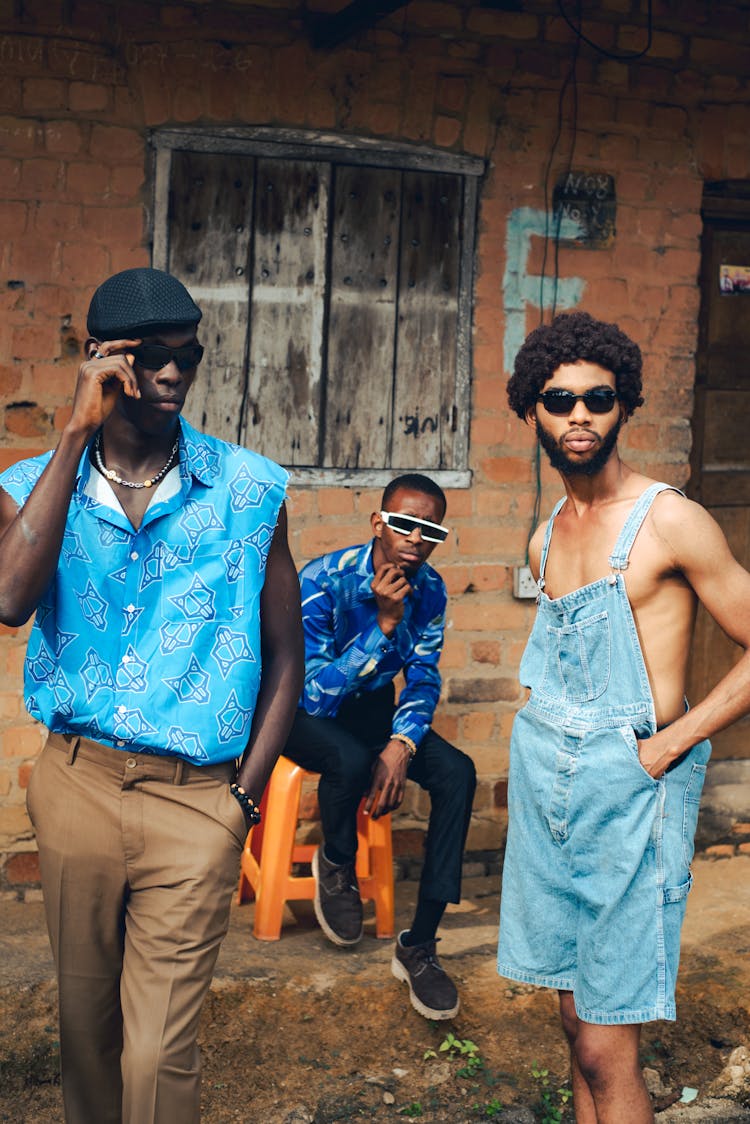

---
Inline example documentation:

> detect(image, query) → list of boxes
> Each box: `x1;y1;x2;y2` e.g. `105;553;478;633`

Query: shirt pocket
160;540;247;624
541;610;611;703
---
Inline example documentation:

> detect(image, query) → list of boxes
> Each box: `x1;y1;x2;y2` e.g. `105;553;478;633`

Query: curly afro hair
507;310;644;420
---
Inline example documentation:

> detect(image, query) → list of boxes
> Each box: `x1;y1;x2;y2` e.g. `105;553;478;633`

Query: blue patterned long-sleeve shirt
299;541;447;747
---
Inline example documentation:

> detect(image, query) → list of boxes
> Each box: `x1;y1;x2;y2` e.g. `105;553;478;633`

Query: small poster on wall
719;264;750;293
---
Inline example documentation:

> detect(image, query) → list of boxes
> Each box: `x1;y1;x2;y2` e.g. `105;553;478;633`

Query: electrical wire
557;0;653;61
526;2;581;563
524;2;652;563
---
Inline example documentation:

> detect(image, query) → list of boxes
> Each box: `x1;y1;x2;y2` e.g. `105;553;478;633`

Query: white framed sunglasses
379;510;450;544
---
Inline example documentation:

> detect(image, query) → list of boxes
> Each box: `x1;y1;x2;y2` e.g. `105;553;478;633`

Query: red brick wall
2;0;750;894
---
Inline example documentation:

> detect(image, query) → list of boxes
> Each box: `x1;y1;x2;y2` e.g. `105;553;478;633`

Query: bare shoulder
648;489;736;571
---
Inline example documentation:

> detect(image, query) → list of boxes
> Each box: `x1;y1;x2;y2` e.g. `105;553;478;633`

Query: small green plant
439;1032;484;1077
531;1062;572;1124
398;1102;424;1117
472;1094;504;1117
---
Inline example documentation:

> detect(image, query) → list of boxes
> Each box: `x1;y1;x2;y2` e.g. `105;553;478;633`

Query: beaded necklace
93;430;179;490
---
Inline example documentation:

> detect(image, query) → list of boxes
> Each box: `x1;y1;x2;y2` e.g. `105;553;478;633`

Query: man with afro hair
498;310;750;1122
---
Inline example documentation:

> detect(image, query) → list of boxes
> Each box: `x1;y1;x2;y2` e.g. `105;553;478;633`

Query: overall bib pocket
542;611;611;703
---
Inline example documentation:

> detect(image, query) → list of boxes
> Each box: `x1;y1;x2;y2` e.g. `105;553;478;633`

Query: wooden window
151;128;482;486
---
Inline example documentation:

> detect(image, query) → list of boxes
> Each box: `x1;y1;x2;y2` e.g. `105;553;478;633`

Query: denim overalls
497;483;711;1024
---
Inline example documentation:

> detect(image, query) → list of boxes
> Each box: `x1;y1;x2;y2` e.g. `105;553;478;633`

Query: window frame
150;126;483;488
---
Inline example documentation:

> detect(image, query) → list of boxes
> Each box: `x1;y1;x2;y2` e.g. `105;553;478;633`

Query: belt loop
65;735;81;765
174;759;184;785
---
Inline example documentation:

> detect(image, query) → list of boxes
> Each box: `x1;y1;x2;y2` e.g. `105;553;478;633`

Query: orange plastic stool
237;754;395;941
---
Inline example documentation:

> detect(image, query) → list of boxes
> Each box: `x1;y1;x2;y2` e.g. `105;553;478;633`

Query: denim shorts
497;704;711;1024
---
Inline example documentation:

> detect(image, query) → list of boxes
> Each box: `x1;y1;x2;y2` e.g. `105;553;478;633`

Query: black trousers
284;684;476;904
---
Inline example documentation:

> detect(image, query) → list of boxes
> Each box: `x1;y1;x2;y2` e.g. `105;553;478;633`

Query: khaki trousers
27;733;246;1124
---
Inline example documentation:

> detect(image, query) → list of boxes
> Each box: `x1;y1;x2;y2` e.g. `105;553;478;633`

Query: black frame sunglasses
537;388;618;416
379;511;450;544
132;343;204;372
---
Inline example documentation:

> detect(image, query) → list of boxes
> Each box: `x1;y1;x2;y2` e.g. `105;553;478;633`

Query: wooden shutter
241;159;329;465
323;165;401;469
167;150;254;441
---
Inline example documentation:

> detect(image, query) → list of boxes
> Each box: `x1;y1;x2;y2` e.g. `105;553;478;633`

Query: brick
446;677;519;703
465;817;504;852
0;75;22;112
457;523;527;558
704;844;735;859
0;202;28;238
22;77;66;111
17;760;33;787
173;84;205;123
392;828;425;858
690;37;750;74
60;241;111;286
84;206;146;243
66;160;111;201
467;10;538;37
89;124;143;164
738;843;750;856
480;456;533;486
408;0;463;30
471;640;500;664
0;448;40;472
111;163;146;198
0;769;10;796
33;201;82;236
44;120;84;156
437;75;467;114
730;822;750;835
462;710;496;743
21;158;64;195
53;404;73;430
4;850;40;884
440;636;467;669
431;712;458;743
300;524;364;558
494;779;508;808
5;402;51;438
12;319;60;360
0;691;21;719
0;804;33;846
69;81;110;113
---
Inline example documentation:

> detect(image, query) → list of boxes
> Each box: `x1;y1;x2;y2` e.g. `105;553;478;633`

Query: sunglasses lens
134;345;170;370
586;389;617;413
539;392;573;415
539;389;617;415
134;345;203;371
174;345;204;370
384;513;448;543
386;514;416;536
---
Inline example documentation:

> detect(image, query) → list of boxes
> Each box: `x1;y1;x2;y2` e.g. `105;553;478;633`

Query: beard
536;416;622;477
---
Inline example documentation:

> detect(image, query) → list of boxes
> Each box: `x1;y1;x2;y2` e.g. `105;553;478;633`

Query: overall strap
538;497;567;591
608;482;684;572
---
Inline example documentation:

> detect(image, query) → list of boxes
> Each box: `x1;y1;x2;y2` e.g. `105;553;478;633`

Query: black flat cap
87;267;202;339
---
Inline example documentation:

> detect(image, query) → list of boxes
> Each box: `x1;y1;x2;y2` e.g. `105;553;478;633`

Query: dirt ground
2;855;750;1123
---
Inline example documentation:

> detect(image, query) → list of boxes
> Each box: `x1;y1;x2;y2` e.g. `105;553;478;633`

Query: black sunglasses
537;388;618;416
132;343;204;372
379;511;450;544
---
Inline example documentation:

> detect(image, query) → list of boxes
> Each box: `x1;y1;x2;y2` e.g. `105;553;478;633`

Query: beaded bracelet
391;732;418;759
229;783;262;825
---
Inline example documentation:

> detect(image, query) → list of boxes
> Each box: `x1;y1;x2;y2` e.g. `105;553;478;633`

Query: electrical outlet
512;564;538;600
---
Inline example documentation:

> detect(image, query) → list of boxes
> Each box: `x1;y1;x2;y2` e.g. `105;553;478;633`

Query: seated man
285;473;476;1020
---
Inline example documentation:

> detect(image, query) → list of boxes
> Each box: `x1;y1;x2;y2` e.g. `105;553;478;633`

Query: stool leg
252;759;304;941
367;813;395;939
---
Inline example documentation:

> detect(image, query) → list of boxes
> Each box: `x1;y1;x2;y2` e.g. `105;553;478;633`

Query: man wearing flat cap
0;268;304;1124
